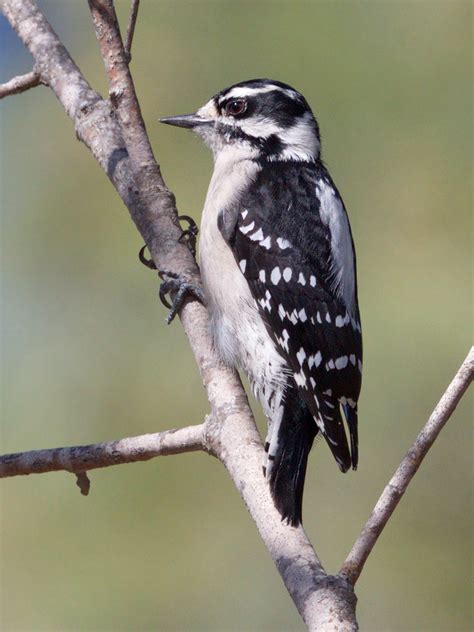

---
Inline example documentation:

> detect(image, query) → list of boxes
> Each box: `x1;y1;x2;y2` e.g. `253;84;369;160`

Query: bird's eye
225;99;247;117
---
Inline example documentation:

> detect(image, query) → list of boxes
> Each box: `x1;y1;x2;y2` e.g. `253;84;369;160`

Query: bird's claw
138;245;157;270
158;269;206;324
138;215;199;271
177;214;199;258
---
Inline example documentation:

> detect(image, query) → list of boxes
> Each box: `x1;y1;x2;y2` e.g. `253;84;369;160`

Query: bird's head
160;79;321;163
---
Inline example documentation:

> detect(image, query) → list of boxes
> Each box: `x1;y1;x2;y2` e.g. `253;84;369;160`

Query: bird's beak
160;113;212;129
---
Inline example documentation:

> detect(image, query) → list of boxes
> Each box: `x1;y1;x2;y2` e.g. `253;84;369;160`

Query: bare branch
86;0;194;284
124;0;140;61
340;346;474;585
0;425;205;478
0;69;43;99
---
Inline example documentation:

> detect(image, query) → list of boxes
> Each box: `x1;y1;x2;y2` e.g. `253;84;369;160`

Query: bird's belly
200;216;287;403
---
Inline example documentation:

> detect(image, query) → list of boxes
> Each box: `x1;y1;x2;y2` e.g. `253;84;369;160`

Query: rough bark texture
0;68;42;97
0;425;205;477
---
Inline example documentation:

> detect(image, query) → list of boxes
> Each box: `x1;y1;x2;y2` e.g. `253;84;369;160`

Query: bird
160;78;362;526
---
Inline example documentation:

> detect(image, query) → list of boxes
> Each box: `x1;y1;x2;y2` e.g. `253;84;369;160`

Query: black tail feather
343;403;359;470
268;389;317;527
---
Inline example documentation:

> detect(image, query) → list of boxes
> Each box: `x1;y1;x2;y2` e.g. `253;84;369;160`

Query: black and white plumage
161;79;362;525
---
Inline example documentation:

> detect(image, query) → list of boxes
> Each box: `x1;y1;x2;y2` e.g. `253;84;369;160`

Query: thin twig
0;69;43;99
0;424;205;478
339;346;474;585
124;0;140;62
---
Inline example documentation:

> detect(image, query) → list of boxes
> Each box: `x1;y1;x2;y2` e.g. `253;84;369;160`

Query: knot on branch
75;471;91;496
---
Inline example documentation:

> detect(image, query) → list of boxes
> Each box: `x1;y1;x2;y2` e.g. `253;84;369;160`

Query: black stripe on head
214;121;285;155
215;79;304;110
252;91;310;128
214;79;319;139
217;78;303;100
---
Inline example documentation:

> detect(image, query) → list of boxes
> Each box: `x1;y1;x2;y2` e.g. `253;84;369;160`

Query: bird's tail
266;386;317;527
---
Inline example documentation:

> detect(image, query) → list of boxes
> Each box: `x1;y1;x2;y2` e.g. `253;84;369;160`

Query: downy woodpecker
161;79;362;526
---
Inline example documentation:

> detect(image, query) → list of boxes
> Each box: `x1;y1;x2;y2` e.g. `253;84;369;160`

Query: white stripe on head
233;116;282;139
219;84;300;103
268;112;319;162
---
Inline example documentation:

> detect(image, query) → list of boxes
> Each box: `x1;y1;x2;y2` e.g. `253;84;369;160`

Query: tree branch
124;0;140;61
340;346;474;585
0;68;43;99
0;424;205;478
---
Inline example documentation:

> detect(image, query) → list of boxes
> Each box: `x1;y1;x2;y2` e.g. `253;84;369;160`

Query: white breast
199;151;288;397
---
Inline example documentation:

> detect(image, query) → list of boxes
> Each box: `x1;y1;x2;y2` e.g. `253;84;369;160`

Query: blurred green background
1;1;472;630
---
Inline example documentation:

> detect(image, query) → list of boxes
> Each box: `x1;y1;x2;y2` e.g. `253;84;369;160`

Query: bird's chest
199;159;258;367
199;158;286;389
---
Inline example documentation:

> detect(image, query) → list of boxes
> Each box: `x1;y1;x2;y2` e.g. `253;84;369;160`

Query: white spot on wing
296;347;306;366
249;228;264;242
294;368;308;388
239;221;255;235
277;237;291;250
277;329;290;352
271;267;281;285
298;308;307;322
259;289;272;312
239;260;247;273
282;267;292;282
259;269;266;282
335;355;348;369
308;351;322;369
298;272;306;286
260;236;272;250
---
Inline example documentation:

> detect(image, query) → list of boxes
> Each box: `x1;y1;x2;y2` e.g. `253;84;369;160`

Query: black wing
222;161;362;471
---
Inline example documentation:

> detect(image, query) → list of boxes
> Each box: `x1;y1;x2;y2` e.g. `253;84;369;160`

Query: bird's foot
159;269;206;324
138;245;157;270
138;215;199;272
177;214;199;258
